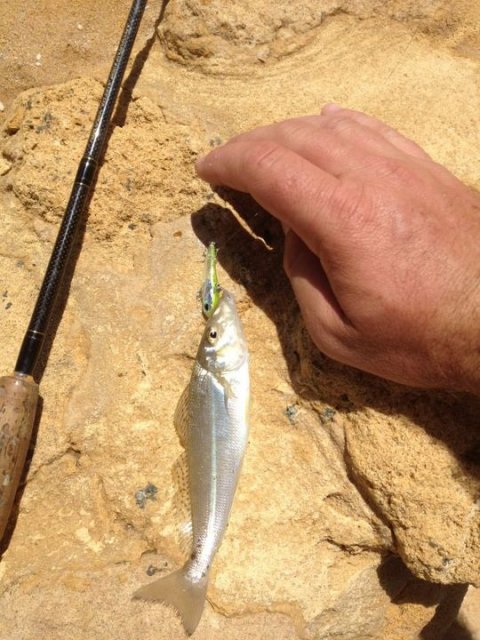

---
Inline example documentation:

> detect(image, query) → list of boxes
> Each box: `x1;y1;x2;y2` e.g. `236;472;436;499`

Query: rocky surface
158;0;447;72
0;1;479;639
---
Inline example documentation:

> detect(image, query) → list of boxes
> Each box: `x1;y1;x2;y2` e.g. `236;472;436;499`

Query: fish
200;242;221;318
134;289;249;635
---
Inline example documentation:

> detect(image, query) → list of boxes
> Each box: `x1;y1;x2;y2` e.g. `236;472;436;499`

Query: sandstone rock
344;398;480;585
0;0;161;111
0;1;479;639
2;79;209;239
157;0;445;73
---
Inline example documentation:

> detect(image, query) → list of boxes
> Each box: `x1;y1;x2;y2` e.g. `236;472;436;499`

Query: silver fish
134;290;249;635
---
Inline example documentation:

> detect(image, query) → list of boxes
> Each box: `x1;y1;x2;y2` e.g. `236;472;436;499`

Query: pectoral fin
173;386;190;448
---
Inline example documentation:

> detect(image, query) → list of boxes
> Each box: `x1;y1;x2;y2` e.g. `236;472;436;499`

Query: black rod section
15;0;148;377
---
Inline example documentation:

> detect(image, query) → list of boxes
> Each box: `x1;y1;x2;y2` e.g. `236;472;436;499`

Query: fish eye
209;330;217;340
204;303;210;312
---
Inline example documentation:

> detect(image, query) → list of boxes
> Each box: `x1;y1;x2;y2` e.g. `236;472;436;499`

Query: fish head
197;290;247;373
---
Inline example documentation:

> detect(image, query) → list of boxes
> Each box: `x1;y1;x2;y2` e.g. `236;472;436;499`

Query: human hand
196;105;480;392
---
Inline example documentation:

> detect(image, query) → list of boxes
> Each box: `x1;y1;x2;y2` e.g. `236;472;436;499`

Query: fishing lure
200;242;222;318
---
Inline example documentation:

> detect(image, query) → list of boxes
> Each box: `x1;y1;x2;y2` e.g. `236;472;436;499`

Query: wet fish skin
134;290;249;635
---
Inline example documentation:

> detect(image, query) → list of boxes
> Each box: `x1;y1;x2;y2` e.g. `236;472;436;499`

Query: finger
196;138;345;257
283;231;354;357
284;230;346;324
322;104;432;160
225;115;324;147
214;114;416;180
216;115;401;178
284;234;414;381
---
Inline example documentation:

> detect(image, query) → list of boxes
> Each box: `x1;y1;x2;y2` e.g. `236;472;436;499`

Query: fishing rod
0;0;148;542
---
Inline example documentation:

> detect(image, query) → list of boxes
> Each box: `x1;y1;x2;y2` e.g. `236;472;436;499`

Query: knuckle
375;157;419;186
278;118;312;140
347;154;422;192
312;323;358;365
245;140;286;175
327;180;369;224
324;113;357;135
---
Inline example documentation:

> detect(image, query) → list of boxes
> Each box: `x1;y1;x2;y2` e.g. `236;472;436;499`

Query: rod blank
1;0;148;543
15;0;148;378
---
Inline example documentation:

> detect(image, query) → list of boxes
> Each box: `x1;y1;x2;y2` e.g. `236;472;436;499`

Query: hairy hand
196;105;480;392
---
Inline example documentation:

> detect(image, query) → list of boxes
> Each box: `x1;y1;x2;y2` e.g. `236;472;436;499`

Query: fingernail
322;103;342;115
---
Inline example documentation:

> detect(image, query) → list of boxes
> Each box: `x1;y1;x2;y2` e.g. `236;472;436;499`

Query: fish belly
187;360;249;575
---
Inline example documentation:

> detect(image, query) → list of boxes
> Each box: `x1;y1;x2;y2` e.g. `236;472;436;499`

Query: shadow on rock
378;556;470;640
191;188;479;609
443;620;475;640
190;191;361;408
191;188;480;481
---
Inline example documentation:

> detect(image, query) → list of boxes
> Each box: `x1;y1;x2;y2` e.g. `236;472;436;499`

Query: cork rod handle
0;375;39;540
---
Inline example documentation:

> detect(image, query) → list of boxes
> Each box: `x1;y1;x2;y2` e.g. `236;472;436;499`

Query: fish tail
133;567;208;635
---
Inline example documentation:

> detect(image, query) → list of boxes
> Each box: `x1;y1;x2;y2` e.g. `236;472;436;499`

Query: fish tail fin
133;567;208;635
